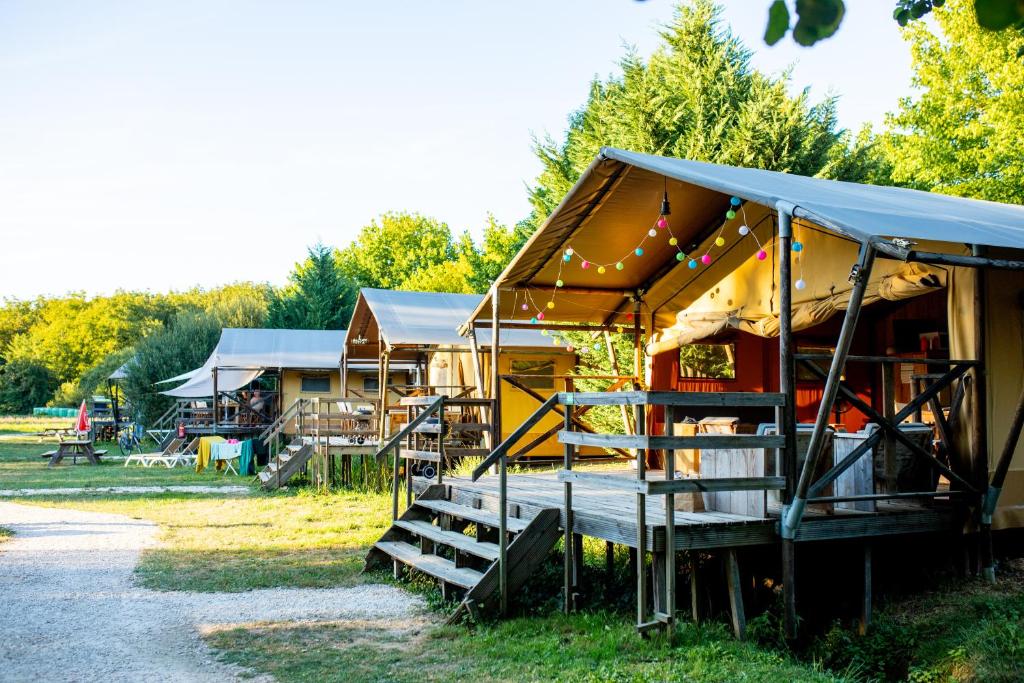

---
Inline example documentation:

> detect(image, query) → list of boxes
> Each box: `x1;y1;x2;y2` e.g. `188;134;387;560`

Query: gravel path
0;502;424;682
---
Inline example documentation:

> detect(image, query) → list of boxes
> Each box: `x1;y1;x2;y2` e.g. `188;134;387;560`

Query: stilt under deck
417;469;959;552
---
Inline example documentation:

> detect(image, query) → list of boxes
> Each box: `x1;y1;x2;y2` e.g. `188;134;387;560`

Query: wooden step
393;520;500;561
414;499;529;533
373;541;484;588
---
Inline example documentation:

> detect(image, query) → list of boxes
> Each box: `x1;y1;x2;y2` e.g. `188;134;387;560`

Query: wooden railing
474;390;788;633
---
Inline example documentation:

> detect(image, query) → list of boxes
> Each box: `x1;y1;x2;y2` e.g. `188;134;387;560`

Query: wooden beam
558;430;785;451
555;470;785;494
558;391;786;407
472;320;647;333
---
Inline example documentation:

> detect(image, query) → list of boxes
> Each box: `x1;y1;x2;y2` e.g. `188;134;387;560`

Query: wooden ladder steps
374;540;484;589
414;499;529;533
393;520;500;561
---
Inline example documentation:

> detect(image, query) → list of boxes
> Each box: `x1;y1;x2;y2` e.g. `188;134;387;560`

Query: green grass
0;441;241;490
0;414;72;436
25;489;392;592
0;526;12;543
809;559;1024;682
204;612;838;683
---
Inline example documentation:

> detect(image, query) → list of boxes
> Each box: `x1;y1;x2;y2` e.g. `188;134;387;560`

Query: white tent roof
161;328;346;398
355;289;554;349
606;148;1024;248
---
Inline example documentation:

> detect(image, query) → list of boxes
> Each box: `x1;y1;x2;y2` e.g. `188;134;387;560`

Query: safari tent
415;147;1024;636
343;288;579;456
159;328;358;434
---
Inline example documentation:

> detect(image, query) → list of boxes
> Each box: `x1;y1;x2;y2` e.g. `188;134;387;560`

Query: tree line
1;0;1019;420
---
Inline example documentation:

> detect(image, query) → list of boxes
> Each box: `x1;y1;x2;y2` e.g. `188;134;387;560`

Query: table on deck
43;439;103;467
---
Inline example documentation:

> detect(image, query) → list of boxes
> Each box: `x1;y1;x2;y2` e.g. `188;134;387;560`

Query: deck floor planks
418;469;958;551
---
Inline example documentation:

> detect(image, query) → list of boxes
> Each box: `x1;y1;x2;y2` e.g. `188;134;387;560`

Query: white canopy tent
161;328;347;398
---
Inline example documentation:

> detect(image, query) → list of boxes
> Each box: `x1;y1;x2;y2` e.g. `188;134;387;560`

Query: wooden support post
689;554;700;624
492;288;508;617
881;362;898;494
982;384;1024;582
664;404;677;638
725;549;746;640
605;541;615;595
859;543;872;635
211;367;219;433
467;328;491;449
563;405;575;614
635;401;648;632
777;207;799;640
971;251;994;582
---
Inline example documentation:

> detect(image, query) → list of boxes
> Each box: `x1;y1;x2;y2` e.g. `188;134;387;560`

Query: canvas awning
466;148;1024;331
160;328;347;398
344;288;561;362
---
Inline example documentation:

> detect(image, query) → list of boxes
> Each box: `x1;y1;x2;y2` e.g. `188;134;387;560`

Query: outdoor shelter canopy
344;288;560;363
160;328;347;398
467;147;1024;329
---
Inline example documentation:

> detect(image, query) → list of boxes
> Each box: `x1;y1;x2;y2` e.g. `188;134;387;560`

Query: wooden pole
467;328;490;449
664;404;677;640
563;405;575;613
881;362;898;493
492;288;508;616
635;401;648;631
777;208;799;640
982;384;1024;581
632;297;643;390
971;250;994;580
212;367;219;434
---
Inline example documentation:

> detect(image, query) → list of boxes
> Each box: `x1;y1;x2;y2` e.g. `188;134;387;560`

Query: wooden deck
417;469;959;552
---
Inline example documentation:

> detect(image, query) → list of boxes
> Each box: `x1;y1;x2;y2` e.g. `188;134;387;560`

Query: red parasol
75;399;90;434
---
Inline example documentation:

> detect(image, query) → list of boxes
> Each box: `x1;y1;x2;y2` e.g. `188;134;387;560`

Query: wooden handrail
471;393;560;481
383;396;445;519
558;391;786;407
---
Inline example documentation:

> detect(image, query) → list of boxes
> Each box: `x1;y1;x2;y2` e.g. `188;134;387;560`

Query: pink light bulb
657;217;668;229
701;254;712;265
757;249;767;261
521;303;528;311
537;312;545;320
581;260;590;269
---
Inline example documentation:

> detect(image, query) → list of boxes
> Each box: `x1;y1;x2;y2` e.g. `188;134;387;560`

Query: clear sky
0;1;914;300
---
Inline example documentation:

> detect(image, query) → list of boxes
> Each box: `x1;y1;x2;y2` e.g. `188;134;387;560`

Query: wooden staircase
257;439;314;490
365;484;560;622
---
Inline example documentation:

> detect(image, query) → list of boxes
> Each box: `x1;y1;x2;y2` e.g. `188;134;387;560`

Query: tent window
510;359;555;389
679;344;735;380
363;375;380;393
300;375;331;393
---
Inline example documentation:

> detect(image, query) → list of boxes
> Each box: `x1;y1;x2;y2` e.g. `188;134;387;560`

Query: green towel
238;439;255;476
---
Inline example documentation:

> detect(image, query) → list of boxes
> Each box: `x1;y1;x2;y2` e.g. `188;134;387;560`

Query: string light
520;187;801;326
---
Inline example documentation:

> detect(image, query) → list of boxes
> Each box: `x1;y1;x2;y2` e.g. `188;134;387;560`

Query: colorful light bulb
563;253;571;262
795;278;807;291
676;252;684;261
547;301;555;309
726;209;736;220
715;236;725;247
598;266;606;274
669;237;678;246
738;225;750;236
530;317;538;324
537;312;545;320
792;241;804;252
701;254;712;265
565;247;574;256
730;196;741;206
556;279;564;288
581;260;590;269
688;259;698;269
648;228;657;237
657;217;668;229
757;249;767;261
521;303;528;311
634;248;643;256
616;262;624;270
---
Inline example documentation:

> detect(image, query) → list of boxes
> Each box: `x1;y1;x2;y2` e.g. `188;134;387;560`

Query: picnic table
41;440;107;467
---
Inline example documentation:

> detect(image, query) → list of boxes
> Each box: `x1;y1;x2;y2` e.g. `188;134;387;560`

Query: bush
0;358;58;414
